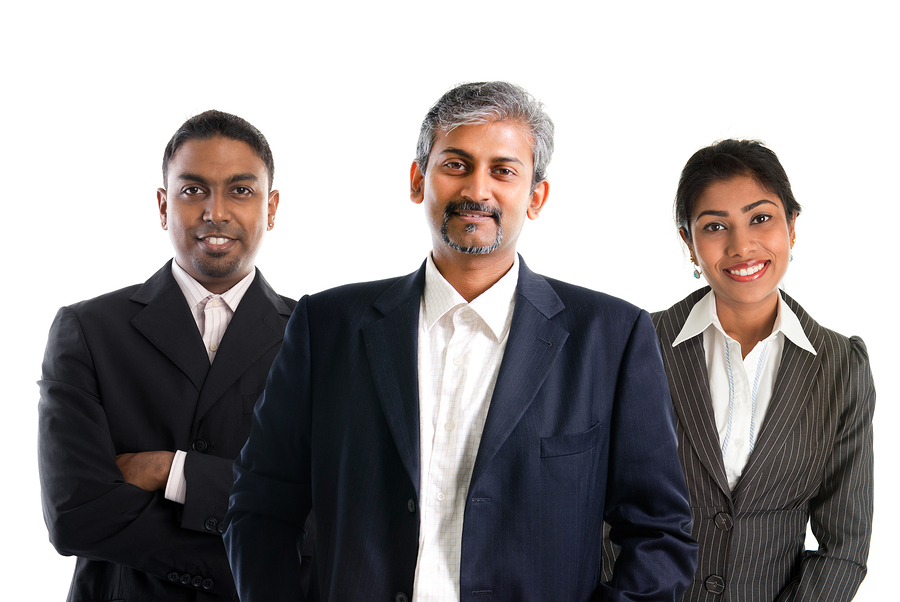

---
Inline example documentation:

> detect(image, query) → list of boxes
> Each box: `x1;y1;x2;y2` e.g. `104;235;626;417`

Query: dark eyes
702;214;773;232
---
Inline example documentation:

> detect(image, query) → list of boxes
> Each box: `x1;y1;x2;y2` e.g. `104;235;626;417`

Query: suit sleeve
38;307;237;598
224;295;313;601
785;336;875;602
598;310;698;601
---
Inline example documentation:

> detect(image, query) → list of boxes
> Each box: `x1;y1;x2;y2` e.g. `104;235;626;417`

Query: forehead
694;176;784;214
167;137;267;183
431;120;534;165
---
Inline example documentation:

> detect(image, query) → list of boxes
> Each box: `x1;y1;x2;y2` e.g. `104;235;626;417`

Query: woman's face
685;175;796;316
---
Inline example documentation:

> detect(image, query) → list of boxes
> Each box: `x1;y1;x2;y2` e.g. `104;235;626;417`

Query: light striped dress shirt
672;290;816;489
412;254;518;602
163;260;256;504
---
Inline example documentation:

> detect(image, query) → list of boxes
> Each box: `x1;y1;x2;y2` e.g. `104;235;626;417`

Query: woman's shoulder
650;287;710;343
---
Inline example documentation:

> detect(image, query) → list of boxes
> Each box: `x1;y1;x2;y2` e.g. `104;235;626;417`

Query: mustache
443;200;501;223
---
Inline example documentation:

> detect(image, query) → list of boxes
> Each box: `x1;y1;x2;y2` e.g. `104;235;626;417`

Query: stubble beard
440;201;503;255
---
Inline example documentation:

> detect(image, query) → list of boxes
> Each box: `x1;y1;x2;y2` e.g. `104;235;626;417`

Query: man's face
410;119;548;269
157;136;278;294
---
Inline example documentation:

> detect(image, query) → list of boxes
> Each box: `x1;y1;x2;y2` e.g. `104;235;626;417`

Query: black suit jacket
38;261;296;601
226;258;697;601
654;288;874;601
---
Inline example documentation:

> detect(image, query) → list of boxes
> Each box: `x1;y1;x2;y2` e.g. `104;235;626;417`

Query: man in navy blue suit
225;82;697;601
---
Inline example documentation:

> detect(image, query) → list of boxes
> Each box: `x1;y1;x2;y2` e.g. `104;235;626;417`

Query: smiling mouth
727;262;767;277
201;236;233;245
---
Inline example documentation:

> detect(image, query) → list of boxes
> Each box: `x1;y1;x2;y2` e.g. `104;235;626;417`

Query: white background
2;1;896;599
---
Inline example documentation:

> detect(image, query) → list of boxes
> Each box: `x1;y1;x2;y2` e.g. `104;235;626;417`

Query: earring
693;268;701;279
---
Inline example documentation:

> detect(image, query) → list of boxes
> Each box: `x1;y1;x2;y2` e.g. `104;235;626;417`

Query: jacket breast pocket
540;422;601;458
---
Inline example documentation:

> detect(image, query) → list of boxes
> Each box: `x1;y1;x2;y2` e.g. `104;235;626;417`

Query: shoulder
780;291;867;361
650;288;709;345
307;275;408;310
541;275;643;319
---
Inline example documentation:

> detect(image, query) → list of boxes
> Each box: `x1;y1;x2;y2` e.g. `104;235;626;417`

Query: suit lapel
471;261;568;486
732;293;821;501
362;267;425;496
667;334;732;500
194;270;293;422
130;262;209;392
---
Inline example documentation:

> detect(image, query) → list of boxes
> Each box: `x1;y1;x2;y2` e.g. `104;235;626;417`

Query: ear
526;180;549;220
157;188;168;230
410;161;425;204
267;190;280;230
789;212;797;246
679;228;695;262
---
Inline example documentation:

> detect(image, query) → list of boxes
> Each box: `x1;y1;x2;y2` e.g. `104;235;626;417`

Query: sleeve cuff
165;449;188;504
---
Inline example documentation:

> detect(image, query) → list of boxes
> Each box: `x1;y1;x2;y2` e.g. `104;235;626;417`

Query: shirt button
734;438;743;447
445;421;456;431
452;355;463;366
209;342;219;352
210;298;221;307
437;491;445;501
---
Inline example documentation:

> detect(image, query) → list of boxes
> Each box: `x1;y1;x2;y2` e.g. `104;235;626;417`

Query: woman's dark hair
675;139;801;242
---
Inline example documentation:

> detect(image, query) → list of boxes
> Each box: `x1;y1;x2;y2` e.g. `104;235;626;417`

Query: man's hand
115;451;175;491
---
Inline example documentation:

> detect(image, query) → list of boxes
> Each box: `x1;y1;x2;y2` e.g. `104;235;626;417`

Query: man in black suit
225;82;698;601
39;110;299;600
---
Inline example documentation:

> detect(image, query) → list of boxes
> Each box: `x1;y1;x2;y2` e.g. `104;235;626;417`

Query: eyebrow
695;199;778;222
439;147;524;166
175;173;260;185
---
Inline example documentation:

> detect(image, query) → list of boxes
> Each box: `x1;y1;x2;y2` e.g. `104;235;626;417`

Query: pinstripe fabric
654;287;874;602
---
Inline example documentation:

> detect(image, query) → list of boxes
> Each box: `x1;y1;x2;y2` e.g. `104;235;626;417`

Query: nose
460;169;491;202
203;190;231;224
726;226;756;257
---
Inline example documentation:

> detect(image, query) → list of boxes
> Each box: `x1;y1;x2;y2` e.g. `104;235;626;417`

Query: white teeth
205;237;229;245
729;263;765;276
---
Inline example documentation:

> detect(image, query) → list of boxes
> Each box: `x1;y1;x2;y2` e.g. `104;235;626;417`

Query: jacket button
191;439;207;452
167;572;179;582
395;593;409;602
202;578;214;590
714;512;734;531
217;522;225;534
180;574;192;585
407;499;416;513
191;575;203;587
204;517;218;531
704;574;725;594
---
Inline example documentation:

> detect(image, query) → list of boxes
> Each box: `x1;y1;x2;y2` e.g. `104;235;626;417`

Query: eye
702;222;725;232
751;214;772;224
233;186;253;195
443;161;466;171
493;167;516;177
182;186;203;195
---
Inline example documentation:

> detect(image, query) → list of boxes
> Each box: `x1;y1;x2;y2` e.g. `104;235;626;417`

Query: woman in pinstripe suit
655;139;875;601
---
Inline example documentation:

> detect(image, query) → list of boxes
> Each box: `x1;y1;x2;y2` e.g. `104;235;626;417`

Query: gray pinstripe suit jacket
643;287;874;602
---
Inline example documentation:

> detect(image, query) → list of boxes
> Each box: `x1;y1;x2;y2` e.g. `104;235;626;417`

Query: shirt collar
673;289;816;355
170;259;256;313
422;253;519;340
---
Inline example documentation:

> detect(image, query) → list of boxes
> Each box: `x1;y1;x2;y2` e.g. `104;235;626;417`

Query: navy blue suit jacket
225;259;697;601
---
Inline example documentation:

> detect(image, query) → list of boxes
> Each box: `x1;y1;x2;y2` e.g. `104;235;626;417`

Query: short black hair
675;139;801;242
162;110;274;190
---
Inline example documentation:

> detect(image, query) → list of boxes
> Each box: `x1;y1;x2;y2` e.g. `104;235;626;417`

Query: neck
715;292;779;359
432;249;516;303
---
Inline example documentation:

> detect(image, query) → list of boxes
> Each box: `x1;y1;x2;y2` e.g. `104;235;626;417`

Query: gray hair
415;82;554;189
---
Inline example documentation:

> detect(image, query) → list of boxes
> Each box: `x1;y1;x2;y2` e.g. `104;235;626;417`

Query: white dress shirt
164;260;256;503
412;254;519;602
673;290;816;489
